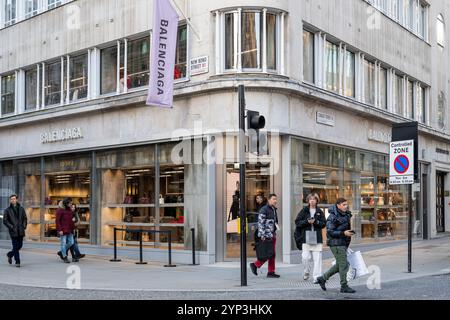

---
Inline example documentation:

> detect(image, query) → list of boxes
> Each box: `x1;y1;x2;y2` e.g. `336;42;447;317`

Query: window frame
218;8;284;74
0;72;17;116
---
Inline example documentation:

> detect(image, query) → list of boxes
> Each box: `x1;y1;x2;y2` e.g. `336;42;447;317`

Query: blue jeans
60;234;74;258
67;234;81;257
7;237;24;264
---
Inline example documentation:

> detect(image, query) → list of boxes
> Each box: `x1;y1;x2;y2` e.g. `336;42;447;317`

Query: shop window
69;54;88;101
25;67;39;111
44;61;62;106
292;139;414;247
175;24;188;80
100;145;185;248
44;154;92;242
1;73;15;115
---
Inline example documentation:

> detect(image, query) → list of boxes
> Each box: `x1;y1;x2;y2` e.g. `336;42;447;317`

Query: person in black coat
3;194;28;267
294;193;326;282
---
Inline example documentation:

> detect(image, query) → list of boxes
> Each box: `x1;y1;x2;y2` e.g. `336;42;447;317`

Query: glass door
224;162;272;260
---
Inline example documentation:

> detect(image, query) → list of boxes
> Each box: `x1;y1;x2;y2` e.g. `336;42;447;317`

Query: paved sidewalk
0;237;449;292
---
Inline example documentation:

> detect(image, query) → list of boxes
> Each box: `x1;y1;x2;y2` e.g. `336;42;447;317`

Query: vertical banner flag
146;0;179;108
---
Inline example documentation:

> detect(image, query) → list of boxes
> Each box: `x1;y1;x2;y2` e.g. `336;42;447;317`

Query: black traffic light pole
238;85;247;287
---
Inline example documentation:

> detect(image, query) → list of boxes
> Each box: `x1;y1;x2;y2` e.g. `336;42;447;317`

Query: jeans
60;234;74;258
7;236;24;264
67;234;81;258
323;246;349;287
254;237;276;274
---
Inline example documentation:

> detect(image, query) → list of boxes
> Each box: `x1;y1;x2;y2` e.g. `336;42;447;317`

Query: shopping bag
347;250;369;280
227;219;238;234
305;225;317;245
331;249;369;281
256;239;275;261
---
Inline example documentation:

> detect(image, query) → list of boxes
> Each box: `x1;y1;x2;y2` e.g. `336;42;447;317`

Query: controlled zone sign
390;140;414;185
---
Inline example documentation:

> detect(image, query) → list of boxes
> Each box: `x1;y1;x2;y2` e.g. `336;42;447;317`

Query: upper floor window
175;24;188;80
393;74;404;116
4;0;16;26
217;8;283;73
44;60;63;106
367;0;429;40
25;67;40;111
47;0;62;10
416;84;426;123
324;41;339;93
437;14;445;48
69;54;88;101
379;67;388;109
25;0;39;18
303;30;314;83
437;91;446;130
364;59;376;105
1;73;16;115
407;79;414;119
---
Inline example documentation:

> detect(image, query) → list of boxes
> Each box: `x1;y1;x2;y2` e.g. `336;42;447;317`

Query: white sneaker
303;272;310;281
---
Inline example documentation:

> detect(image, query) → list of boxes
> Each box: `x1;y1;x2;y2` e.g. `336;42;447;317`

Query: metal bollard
110;227;122;262
136;230;147;265
164;231;176;267
190;228;198;266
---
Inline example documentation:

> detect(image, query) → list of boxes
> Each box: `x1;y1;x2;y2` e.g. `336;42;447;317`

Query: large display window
99;144;185;249
44;154;92;242
291;139;413;248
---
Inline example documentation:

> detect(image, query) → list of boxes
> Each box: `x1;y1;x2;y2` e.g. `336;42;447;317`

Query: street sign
390;140;414;185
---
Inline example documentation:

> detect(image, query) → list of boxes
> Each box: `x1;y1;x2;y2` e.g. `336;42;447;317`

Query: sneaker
15;263;20;268
77;254;86;259
63;257;70;264
303;272;310;281
340;286;356;294
72;258;79;263
7;254;12;265
267;272;281;278
313;279;319;284
317;276;327;291
57;251;63;261
249;263;258;276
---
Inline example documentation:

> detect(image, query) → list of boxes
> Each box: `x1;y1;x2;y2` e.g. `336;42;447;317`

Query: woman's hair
62;197;72;208
306;193;320;204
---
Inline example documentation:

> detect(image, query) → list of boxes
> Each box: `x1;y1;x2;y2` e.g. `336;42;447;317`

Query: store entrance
436;172;446;233
224;163;272;260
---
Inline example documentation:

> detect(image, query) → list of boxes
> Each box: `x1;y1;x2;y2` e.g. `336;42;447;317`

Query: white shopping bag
331;249;369;281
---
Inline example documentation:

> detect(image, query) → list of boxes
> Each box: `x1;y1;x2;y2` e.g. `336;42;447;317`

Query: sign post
391;122;418;274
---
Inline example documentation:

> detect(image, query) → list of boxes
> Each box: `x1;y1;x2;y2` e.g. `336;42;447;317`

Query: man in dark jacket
3;194;27;267
316;198;356;293
56;198;75;263
249;194;280;278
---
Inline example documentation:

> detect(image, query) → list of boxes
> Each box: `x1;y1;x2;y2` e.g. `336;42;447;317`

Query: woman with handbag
294;193;326;283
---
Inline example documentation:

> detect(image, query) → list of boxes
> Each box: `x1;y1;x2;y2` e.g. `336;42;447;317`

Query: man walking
56;198;75;263
249;194;280;278
316;198;356;293
3;194;28;268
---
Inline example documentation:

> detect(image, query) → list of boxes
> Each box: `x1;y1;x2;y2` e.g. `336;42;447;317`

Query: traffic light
247;111;267;155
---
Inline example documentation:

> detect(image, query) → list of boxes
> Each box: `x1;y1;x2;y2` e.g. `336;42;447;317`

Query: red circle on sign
394;155;410;174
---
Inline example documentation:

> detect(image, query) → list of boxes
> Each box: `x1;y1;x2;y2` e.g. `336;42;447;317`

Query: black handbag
256;239;275;261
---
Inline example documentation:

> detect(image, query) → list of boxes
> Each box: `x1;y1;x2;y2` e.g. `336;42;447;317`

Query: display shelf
105;204;156;208
159;203;184;207
159;223;184;227
105;222;157;227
